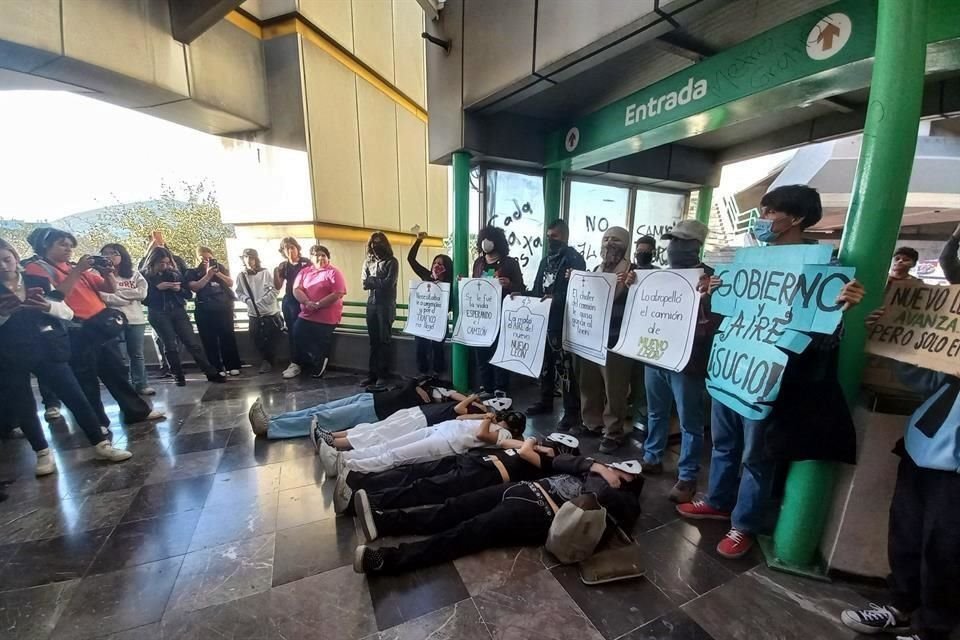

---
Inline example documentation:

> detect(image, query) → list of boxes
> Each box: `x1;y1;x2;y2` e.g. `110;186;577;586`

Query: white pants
345;407;428;450
344;425;481;474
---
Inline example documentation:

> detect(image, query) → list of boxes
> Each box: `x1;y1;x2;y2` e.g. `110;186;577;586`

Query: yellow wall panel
427;163;449;239
298;0;354;52
302;40;364;226
396;106;428;235
357;80;401;232
392;0;425;107
351;0;395;83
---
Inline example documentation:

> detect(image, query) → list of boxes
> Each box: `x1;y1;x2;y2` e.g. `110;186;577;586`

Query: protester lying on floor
248;377;470;439
321;411;526;478
332;432;580;514
313;392;512;453
352;454;644;574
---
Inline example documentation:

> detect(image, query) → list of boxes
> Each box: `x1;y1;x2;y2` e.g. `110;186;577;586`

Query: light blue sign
707;245;855;420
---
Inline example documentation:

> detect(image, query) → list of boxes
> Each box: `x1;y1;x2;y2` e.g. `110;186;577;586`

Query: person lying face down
247;376;477;439
332;432;581;514
322;411;528;481
352;453;644;575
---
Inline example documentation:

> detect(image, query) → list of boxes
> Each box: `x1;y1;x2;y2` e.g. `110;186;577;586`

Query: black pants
68;329;151;426
354;456;502;510
374;482;554;573
2;363;106;450
292;319;335;371
281;296;301;361
249;315;280;364
475;341;509;393
415;336;446;375
538;335;581;419
38;380;60;410
149;308;216;378
194;304;241;371
888;455;960;640
366;303;395;379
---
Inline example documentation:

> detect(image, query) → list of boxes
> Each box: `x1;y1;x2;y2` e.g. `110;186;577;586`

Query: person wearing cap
625;219;720;505
677;185;864;560
332;432;578;515
573;226;635;453
352;453;644;575
628;234;659;434
236;248;281;374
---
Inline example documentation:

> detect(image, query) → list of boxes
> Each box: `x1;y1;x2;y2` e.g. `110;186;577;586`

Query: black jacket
0;274;71;368
363;256;399;306
532;245;585;334
144;270;193;312
548;454;643;534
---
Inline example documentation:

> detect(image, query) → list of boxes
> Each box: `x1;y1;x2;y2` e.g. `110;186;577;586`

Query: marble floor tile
619;609;716;640
120;474;215;523
205;463;283;506
165;532;276;614
272;516;357;587
551;564;675;640
268;564;379;639
275;482;336;530
0;580;79;640
474;568;604;640
367;561;471;630
0;527;112;590
669;519;763;575
50;556;183;639
143;449;224;486
88;510;201;574
155;591;277;639
682;566;866;640
166;429;233;455
367;599;493;640
453;546;550;596
60;459;157;498
631;525;736;604
215;437;315;473
277;454;325;490
177;400;252;435
188;491;278;552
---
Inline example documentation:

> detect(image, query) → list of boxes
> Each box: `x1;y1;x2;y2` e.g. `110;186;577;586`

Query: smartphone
91;256;112;269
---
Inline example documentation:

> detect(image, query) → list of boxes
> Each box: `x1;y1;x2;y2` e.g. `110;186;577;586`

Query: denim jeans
267;392;378;440
643;366;705;481
705;400;775;534
121;323;148;390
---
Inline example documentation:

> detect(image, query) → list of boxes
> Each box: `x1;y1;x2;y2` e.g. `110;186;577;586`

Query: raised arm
407;234;433;281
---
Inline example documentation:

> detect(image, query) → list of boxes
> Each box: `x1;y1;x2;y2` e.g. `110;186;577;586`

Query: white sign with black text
490;296;552;379
451;278;502;347
403;280;451;342
562;270;618;366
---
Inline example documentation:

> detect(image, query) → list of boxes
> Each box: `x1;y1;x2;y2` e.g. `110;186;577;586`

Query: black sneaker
311;357;328;379
206;373;227;384
525;402;553;416
599;437;622;454
175;376;186;387
366;379;388;392
353;489;378;541
353;544;385;574
840;604;911;635
359;375;377;387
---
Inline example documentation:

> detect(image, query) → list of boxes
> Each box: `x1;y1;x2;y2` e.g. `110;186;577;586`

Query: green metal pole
542;167;563;258
771;0;928;571
451;151;472;392
694;186;713;226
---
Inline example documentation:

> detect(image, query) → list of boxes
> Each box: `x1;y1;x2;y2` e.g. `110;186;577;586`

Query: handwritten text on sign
451;278;502;347
403;280;451;342
562;271;617;365
490;296;551;379
867;280;960;376
707;245;854;420
611;269;703;371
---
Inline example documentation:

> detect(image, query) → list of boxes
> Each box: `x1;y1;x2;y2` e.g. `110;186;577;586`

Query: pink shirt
294;264;346;325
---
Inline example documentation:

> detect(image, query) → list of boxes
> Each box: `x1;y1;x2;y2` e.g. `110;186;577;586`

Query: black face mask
547;238;564;255
635;251;653;266
666;239;701;268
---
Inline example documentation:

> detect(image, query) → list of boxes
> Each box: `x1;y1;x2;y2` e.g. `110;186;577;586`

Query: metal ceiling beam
169;0;245;44
653;30;718;62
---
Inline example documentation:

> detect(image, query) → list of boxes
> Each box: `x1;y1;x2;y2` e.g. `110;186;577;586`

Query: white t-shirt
431;419;509;452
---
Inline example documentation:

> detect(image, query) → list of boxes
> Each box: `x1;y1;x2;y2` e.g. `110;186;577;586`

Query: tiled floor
0;369;880;640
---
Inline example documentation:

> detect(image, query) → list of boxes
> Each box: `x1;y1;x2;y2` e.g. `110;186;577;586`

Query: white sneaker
319;440;338;477
138;387;157;396
333;469;353;514
143;410;166;422
35;448;57;476
94;441;133;462
282;363;301;379
228;369;241;376
249;398;269;437
43;406;61;421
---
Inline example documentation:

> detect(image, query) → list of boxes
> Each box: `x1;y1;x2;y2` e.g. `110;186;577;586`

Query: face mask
431;264;446;279
666;240;700;268
547;238;564;254
752;218;779;243
481;239;495;254
635;251;653;266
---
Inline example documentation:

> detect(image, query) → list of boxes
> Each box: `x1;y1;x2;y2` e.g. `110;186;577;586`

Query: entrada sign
624;77;708;126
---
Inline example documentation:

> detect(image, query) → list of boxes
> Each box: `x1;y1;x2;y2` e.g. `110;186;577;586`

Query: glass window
567;180;630;271
633;189;687;267
485;169;544;287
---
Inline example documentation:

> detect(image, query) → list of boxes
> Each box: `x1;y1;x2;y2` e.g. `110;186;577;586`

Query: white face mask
481;239;495;254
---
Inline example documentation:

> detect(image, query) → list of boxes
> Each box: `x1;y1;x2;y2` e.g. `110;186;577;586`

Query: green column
771;0;928;571
451;151;472;392
542;168;563;257
694;186;713;226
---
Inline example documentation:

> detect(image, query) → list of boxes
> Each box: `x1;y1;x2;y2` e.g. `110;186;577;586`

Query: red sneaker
676;499;731;520
717;528;754;559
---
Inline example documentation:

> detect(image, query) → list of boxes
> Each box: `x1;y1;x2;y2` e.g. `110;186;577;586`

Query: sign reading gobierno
403;280;451;342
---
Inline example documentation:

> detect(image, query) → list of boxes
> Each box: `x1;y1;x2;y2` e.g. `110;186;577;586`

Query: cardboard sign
490;295;552;378
866;280;960;376
610;268;703;371
562;270;617;365
403;280;450;342
451;277;502;347
707;244;854;420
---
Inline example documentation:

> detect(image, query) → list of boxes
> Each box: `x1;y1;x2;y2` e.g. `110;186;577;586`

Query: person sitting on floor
352;453;644;575
333;432;580;514
324;411;526;479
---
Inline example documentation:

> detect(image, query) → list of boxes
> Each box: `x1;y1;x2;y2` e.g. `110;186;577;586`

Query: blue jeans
643;366;705;482
267;392;378;440
121;323;148;391
705;401;775;535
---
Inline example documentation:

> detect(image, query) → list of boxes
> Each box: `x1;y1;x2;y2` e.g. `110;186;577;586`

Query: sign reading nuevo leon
867;280;960;376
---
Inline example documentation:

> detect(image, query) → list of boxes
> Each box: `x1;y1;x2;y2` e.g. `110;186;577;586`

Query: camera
90;256;112;269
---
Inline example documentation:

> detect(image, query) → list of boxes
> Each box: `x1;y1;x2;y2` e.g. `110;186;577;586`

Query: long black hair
26;227;77;259
432;254;454;283
144;247;177;276
476;225;509;257
101;243;134;278
497;410;527;439
366;232;394;259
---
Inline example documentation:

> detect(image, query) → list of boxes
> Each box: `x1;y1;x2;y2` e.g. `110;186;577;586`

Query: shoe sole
839;612;909;635
716;541;753;559
675;509;731;521
355;490;377;542
249;400;268;437
333;472;352;514
353;545;367;573
309;418;320;454
35;466;57;477
319;442;338;477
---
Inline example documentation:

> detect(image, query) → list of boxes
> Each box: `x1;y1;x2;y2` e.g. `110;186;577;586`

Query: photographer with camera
186;247;241;377
23;228;162;432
